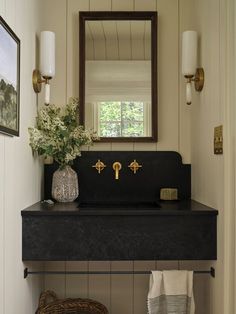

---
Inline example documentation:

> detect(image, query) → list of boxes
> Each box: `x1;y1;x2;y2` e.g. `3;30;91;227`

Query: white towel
147;270;195;314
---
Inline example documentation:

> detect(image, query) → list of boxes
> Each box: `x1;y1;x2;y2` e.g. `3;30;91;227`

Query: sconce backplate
194;68;204;92
32;69;42;93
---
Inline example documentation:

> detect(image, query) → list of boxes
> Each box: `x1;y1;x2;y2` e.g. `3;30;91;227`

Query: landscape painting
0;17;20;136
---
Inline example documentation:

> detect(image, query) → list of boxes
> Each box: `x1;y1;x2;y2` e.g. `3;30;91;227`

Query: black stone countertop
21;200;218;216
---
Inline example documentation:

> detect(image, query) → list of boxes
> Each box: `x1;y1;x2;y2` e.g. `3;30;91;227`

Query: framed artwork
0;16;20;136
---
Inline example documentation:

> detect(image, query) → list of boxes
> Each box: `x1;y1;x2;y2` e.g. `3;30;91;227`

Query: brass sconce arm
184;67;204;92
32;70;52;90
184;68;204;105
32;69;53;106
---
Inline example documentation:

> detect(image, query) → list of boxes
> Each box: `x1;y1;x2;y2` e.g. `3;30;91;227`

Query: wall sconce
32;31;55;105
182;30;204;105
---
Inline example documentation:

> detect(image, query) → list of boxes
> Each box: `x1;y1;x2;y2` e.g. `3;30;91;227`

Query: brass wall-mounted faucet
112;162;122;180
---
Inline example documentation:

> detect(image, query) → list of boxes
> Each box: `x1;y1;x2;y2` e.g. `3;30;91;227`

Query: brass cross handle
92;159;106;174
128;160;142;174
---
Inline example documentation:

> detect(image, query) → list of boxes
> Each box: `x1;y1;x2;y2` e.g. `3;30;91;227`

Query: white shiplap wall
190;0;225;313
0;0;43;313
0;0;226;312
36;1;213;314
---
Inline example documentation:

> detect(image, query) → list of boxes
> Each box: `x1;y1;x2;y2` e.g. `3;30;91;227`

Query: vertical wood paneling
86;39;94;60
67;0;89;99
3;1;18;312
111;142;134;150
88;262;111;311
44;262;66;298
178;0;194;164
89;142;112;151
133;0;157;151
44;2;190;312
0;0;5;307
179;261;211;314
111;261;133;314
89;0;113;151
112;0;134;11
5;0;15;26
42;1;214;314
133;261;155;314
191;0;222;207
219;2;230;314
190;0;224;314
66;262;89;298
37;0;67;106
0;0;44;312
0;0;5;16
4;138;17;314
103;22;119;60
135;0;156;11
155;0;179;152
90;0;111;11
0;135;5;314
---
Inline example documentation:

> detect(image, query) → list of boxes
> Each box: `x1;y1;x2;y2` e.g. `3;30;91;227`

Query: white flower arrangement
28;98;98;168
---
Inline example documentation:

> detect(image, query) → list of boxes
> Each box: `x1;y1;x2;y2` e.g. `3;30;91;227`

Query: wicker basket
36;291;109;314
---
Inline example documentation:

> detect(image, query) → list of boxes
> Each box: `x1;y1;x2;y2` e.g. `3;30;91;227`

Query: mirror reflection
85;20;152;138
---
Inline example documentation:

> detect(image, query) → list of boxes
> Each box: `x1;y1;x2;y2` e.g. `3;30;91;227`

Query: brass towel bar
24;267;215;279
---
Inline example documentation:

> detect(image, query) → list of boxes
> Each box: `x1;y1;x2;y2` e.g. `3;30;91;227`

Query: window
96;101;150;137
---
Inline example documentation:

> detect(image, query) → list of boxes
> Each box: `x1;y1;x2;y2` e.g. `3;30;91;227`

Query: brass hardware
185;67;204;92
160;188;178;200
184;68;204;105
128;160;142;174
92;159;106;174
32;69;42;93
32;69;52;104
214;125;223;154
112;161;122;180
194;68;204;91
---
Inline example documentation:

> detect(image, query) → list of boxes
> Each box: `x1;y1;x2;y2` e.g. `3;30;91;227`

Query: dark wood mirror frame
79;11;158;142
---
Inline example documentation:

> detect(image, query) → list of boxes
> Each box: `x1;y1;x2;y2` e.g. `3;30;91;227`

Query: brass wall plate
160;188;178;200
214;125;223;154
194;67;204;92
32;69;42;93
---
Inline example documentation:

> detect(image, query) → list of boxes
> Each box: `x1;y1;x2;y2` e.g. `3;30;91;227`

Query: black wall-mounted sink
21;152;218;261
21;200;217;261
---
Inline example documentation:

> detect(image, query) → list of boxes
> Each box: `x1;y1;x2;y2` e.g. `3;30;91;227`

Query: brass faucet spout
112;162;122;180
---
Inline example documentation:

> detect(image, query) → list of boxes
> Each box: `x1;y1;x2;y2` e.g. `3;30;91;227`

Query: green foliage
0;79;17;130
99;101;144;137
28;98;98;168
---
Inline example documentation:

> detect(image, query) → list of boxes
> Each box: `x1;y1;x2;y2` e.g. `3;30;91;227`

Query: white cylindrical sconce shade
182;31;198;76
40;31;55;78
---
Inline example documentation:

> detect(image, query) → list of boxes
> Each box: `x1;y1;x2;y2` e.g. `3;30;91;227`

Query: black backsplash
44;151;191;203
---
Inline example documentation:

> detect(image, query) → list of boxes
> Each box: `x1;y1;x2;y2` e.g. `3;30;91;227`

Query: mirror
79;12;157;142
